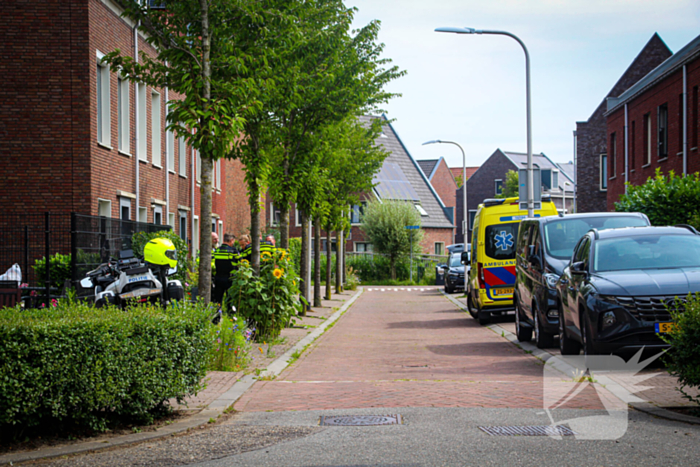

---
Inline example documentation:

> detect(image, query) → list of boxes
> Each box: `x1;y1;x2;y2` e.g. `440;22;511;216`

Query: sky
348;0;700;170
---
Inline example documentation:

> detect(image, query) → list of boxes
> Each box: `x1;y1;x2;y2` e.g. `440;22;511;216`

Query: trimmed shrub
33;253;71;289
662;294;700;407
0;299;211;433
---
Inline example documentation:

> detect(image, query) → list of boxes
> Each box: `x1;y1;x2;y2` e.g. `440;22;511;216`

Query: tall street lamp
435;26;534;217
423;140;467;244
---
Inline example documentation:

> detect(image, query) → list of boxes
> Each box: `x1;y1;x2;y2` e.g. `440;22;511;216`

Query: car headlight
543;273;559;289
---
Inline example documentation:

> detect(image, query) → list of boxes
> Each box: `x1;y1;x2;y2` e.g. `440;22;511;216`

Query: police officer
212;233;238;303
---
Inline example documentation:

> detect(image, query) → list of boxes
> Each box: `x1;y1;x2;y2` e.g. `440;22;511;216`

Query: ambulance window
485;223;519;260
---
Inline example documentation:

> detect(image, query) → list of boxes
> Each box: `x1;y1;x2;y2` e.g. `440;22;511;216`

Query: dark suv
556;225;700;356
514;213;649;348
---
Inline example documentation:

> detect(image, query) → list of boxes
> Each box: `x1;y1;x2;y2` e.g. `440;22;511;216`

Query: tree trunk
325;223;332;300
196;0;213;303
313;218;322;307
390;255;396;280
336;228;343;293
299;211;308;316
249;178;261;275
279;202;289;249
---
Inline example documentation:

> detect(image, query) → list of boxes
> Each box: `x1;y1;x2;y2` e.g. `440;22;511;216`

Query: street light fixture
435;26;535;217
423;139;467;244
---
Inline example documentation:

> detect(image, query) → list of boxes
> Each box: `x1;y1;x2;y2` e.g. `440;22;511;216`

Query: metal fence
0;212;170;306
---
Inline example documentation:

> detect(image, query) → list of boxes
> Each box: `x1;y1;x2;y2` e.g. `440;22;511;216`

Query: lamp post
564;181;572;214
423;140;467;243
435;26;534;217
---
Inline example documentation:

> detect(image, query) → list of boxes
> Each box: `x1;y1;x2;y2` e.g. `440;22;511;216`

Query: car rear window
544;216;648;259
593;234;700;272
485;223;519;260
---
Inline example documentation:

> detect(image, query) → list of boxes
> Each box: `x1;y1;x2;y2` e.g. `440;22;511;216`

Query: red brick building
264;116;455;255
606;33;700;210
417;158;458;218
1;0;250;256
449;167;479;187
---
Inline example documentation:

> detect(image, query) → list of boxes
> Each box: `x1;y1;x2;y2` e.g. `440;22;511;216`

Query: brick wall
576;34;672;213
429;159;457;211
419;228;453;255
606;52;700;210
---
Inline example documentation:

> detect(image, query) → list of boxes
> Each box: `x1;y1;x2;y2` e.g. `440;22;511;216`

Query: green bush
33;253;72;289
0;299;211;433
288;237;302;276
224;249;302;340
615;169;700;226
208;314;252;372
346;254;440;285
661;294;700;408
131;230;190;284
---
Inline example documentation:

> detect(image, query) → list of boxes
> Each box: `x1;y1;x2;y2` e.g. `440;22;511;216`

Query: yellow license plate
655;322;675;333
493;288;514;296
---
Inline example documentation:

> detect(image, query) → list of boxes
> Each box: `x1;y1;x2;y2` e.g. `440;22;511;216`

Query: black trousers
212;278;232;304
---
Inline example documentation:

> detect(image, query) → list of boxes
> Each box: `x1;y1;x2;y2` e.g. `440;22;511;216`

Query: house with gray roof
268;115;455;255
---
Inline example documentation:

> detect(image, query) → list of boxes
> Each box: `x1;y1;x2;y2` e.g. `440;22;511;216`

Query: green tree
496;170;519;198
102;0;276;302
615;169;700;226
360;200;423;279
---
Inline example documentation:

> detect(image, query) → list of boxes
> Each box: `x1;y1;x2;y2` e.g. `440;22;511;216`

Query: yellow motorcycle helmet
144;238;178;268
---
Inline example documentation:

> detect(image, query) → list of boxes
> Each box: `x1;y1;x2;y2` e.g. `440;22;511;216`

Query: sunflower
279;251;287;260
273;268;283;279
240;259;249;266
261;252;272;261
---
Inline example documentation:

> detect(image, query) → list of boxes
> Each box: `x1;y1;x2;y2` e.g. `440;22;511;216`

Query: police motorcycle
80;238;185;307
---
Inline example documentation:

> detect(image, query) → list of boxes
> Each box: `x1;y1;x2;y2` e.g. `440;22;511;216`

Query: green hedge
346;255;436;284
662;294;700;408
0;300;211;433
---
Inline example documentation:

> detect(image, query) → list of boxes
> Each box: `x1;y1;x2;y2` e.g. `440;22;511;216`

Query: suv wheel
558;303;580;355
445;281;454;294
515;297;532;342
534;307;555;349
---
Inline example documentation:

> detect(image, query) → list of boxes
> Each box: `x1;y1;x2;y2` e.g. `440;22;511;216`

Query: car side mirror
461;251;469;264
570;261;587;275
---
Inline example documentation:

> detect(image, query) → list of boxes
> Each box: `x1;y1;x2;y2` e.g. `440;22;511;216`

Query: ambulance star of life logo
495;231;514;251
543;350;664;440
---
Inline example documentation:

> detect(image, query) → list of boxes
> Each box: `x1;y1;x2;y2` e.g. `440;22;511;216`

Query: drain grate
478;425;576;437
320;415;402;426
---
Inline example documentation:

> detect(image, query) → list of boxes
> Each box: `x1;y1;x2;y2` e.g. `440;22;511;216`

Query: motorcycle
80;242;184;308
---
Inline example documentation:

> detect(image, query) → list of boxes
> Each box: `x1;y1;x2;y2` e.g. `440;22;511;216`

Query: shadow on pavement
387;318;471;329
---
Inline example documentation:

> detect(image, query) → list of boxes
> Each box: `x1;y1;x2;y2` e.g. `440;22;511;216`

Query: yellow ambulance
464;196;557;325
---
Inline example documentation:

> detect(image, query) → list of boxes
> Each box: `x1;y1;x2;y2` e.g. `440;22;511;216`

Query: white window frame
151;90;161;167
138;84;147;161
494;179;503;196
552;170;559;191
218;220;223;236
196;150;201;184
269;202;281;226
168;212;175;229
414;204;428;217
96;51;111;147
192;215;199;256
215;159;221;190
354;242;373;253
167;119;175;173
295;208;302;227
98;199;112;218
178;134;187;176
119;197;131;221
118;76;130;154
434;242;445;256
600;153;608;191
138;206;147;223
153;205;163;225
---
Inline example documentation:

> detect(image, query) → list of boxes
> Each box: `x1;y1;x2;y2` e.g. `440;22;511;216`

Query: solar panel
373;162;420;201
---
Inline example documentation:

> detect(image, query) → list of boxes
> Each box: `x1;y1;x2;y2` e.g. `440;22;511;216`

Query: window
610;132;617;177
96;52;110;146
485;223;519;260
541;169;559;191
552;170;559;190
693;86;698;149
468;210;477;230
178;135;187;176
179;211;188;242
355;242;373;252
151;91;161;166
215;159;221;190
269;203;281;226
98;199;112;217
168;212;175;228
643;113;651;165
350;202;367;224
295;208;303;227
495;179;503;195
600;154;608;190
658;103;668;159
118;77;129;153
630;120;636;170
167;122;175;172
119;198;131;221
138;206;147;223
153;206;163;225
434;242;445;256
138;84;147;160
415;204;428;217
212;218;217;233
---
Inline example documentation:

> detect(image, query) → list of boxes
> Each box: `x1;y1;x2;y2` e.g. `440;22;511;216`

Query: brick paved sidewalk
235;288;607;412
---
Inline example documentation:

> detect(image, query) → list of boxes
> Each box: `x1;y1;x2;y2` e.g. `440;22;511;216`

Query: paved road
41;287;700;466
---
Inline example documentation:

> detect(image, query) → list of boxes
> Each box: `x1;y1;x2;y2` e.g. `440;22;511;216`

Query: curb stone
441;290;700;426
0;288;364;466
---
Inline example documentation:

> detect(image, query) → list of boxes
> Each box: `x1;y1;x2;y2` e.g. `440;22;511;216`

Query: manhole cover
478;425;576;436
320;415;402;426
